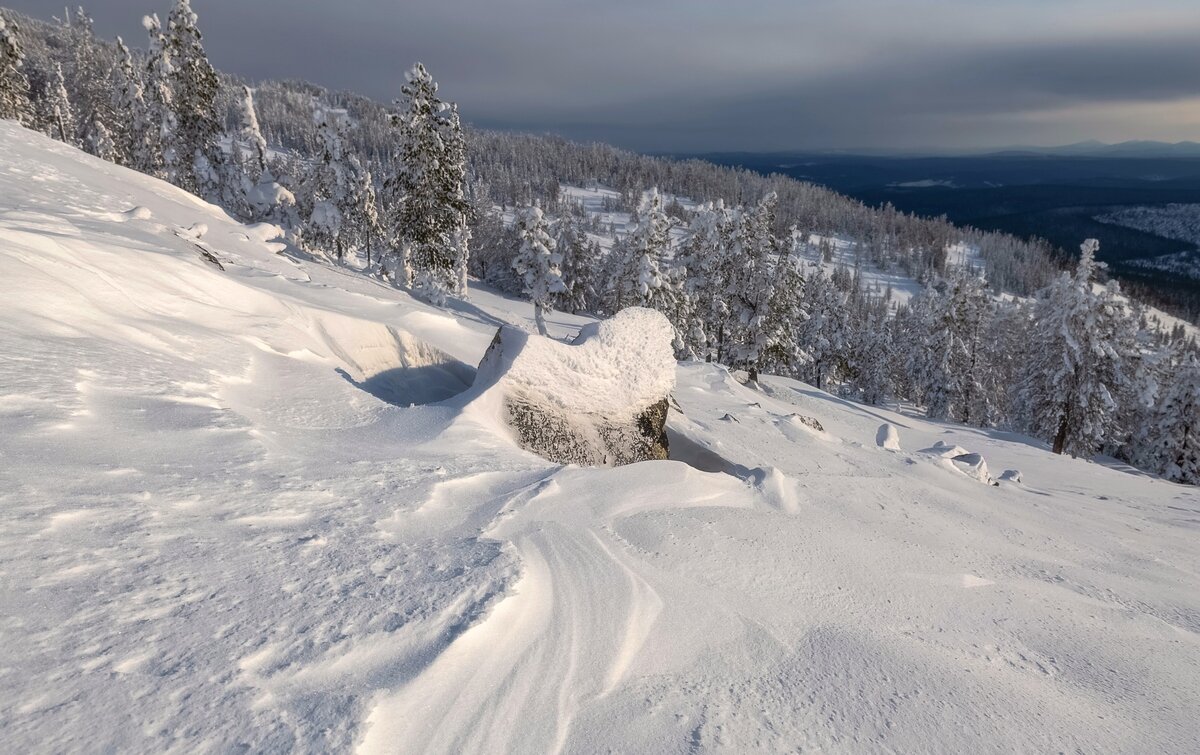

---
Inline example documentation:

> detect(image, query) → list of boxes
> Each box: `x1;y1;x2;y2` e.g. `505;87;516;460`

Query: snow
246;178;294;216
471;307;675;419
3;123;1200;753
804;232;926;307
460;309;674;466
558;184;695;249
918;440;973;458
876;422;901;450
1084;279;1200;345
950;451;995;485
